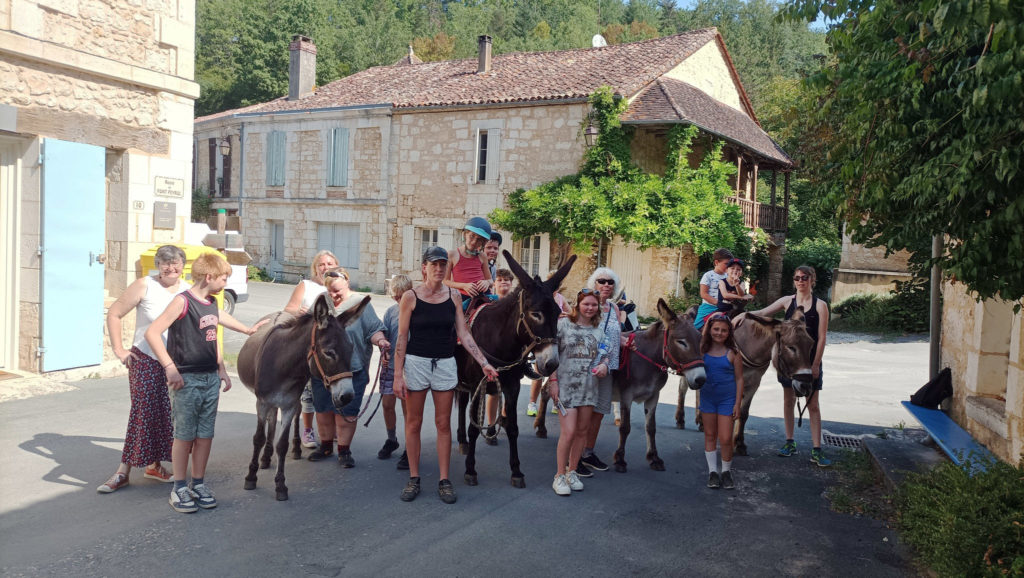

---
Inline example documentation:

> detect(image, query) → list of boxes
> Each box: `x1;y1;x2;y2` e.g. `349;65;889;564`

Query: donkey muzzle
790;370;814;397
330;377;355;409
533;344;559;376
684;367;706;390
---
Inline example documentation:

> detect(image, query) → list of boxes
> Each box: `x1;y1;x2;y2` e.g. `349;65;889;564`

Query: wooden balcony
726;196;788;233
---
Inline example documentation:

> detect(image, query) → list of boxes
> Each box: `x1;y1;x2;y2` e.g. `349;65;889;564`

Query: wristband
163;361;174;369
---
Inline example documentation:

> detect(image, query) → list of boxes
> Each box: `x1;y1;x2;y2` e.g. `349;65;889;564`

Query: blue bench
901;401;995;475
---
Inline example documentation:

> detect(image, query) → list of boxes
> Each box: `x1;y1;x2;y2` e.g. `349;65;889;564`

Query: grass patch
825;448;895;520
896;459;1024;577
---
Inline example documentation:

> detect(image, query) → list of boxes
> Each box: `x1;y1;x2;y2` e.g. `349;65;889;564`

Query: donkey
237;293;371;500
455;250;576;489
610;299;706;472
675;309;816;455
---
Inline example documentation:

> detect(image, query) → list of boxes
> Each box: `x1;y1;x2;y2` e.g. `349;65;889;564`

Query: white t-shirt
299;279;327;311
700;270;728;305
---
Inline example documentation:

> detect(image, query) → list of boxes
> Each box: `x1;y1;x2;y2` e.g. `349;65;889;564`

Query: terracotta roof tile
622;77;792;167
196;29;719;123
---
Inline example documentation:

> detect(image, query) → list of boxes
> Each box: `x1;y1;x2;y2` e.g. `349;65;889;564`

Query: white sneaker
552;474;571;496
302;427;317;449
527;402;538;416
566;470;584;491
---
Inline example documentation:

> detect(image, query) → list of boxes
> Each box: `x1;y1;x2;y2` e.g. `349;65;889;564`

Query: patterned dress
555;318;602;408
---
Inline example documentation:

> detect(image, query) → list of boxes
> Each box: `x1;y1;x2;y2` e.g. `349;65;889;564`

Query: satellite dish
592;34;607;48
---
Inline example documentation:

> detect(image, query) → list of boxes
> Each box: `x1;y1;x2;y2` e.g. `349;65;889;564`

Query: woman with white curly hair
573;267;626;478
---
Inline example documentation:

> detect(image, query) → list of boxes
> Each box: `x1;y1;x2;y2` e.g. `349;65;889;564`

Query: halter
307;322;353;390
623;325;704;378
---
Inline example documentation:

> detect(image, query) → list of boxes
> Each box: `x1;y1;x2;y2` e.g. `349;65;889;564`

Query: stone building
941;286;1023;464
832;227;913;303
1;0;197;374
194;29;793;314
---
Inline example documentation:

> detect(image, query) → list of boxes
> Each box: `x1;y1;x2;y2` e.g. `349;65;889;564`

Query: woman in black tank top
747;265;832;467
391;246;499;503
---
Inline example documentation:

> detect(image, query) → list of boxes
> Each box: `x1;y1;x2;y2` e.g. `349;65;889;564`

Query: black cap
727;258;745;268
422;246;449;263
489;231;503;245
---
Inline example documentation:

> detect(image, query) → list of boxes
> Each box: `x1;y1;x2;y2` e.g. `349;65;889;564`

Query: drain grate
822;433;864;450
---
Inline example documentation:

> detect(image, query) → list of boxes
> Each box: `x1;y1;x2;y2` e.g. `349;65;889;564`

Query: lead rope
796;388;817;429
358;355;384;424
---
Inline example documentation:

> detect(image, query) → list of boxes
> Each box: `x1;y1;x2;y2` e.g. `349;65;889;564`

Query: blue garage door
40;139;106;371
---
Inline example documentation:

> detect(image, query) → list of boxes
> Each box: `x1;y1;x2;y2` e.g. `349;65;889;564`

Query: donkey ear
790;306;806;322
543;254;577;292
336;295;372;328
503;249;536;289
743;312;780;329
656;298;678;325
312;293;335;330
684;305;698;323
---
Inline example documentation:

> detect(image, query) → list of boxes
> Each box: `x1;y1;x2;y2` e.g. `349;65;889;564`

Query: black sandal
307;442;334;462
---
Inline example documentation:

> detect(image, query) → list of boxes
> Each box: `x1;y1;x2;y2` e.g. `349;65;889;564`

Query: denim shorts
380;376;394;396
311;368;369;416
404;355;457;392
170;372;221;441
300;382;314;414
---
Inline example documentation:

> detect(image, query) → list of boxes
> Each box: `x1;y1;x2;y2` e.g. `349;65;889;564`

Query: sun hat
464;216;492;240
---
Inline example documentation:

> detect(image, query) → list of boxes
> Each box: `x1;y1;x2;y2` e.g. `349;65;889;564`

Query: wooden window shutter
266;131;285;187
328;128;349;187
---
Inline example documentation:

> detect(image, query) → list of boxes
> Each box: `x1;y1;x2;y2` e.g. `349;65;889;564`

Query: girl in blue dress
700;313;745;490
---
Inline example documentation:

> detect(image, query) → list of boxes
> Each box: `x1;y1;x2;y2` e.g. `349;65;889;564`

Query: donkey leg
734;382;759;457
464;390;481;485
457;390;470;455
245;403;269;490
643;397;664;471
274;405;298;501
505;383;525;488
534;381;549;438
260;409;277;469
614;400;632;473
290;411;302;460
675;376;688;429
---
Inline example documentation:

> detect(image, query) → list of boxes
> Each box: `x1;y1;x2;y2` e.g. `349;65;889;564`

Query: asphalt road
0;282;927;577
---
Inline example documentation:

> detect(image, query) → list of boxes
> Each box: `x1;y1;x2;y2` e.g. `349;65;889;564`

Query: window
327;127;349;187
266;131;286;186
269;221;285;262
318;223;360;270
519;235;542;277
477;130;488;183
418;228;438;259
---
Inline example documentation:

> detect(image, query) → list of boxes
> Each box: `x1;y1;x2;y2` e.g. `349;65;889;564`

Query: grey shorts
404;355;457;392
380;376;394;396
301;382;314;414
594;373;613;415
171;372;221;441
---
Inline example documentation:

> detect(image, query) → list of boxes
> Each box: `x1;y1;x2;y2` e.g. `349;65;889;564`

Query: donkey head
503;249;576;376
657;298;706;389
308;293;371;410
742;309;817;397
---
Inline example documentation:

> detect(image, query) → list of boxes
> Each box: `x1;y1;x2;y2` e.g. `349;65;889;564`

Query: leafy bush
896;459;1024;577
832;278;931;334
666;278;703;314
832;293;881;318
247;265;273;282
782;237;841;297
192;186;213;223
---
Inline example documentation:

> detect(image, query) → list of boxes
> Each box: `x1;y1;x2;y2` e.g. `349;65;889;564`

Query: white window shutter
539;233;551;278
438;227;455;254
402;225;415;274
329;128;349;186
485;128;501;184
473;128;482;183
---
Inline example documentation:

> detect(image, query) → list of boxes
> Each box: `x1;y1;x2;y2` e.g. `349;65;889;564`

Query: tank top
132;276;191;358
451;247;487;296
703;352;737;396
167;290;219;374
716;280;737;312
406;290;457;359
785;294;821;347
299;279;327;311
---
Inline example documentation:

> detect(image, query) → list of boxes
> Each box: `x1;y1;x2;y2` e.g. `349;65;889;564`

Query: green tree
782;0;1024;302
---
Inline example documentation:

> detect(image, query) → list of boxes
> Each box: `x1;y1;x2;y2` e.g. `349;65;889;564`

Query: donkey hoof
459;443;470;455
511;476;526;489
243;479;257;491
735;445;748;457
291;452;302;460
464;474;478;486
259;460;271;470
275;490;289;501
614;463;627;473
535;429;547;439
650;460;665;472
697;423;704;433
676;421;685;430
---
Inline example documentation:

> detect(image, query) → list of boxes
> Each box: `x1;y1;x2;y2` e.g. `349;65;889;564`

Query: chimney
477;35;492;74
288;35;317;100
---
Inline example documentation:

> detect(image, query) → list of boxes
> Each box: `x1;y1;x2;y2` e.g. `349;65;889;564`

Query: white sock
704;450;719;474
722;459;732;473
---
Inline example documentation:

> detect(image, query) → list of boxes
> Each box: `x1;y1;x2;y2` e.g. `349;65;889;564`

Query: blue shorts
311;368;369;416
699;392;736;415
170;372;221;441
778;367;824;391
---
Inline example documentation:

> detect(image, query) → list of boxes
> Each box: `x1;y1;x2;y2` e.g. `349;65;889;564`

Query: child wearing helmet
444;217;495;311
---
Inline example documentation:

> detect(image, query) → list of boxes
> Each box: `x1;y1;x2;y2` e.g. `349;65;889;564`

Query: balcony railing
725;196;788;233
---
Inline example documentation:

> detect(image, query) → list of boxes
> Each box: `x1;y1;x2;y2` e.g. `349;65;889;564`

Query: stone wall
833;229;914;303
941;281;1024;464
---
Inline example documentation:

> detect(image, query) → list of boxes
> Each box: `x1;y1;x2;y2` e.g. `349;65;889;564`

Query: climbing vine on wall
491;87;748;257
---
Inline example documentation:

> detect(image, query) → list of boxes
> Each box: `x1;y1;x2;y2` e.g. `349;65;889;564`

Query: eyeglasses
595;279;614;285
325;271;348;280
793;275;810;282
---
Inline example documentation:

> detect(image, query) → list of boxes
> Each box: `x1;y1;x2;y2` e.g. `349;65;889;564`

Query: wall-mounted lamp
584;121;599;148
219;137;232;157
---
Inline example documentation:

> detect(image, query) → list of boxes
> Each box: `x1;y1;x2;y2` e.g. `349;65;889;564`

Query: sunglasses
325;271;349;280
595;278;614;285
793;275;810;282
708;313;731;322
578;288;598;296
